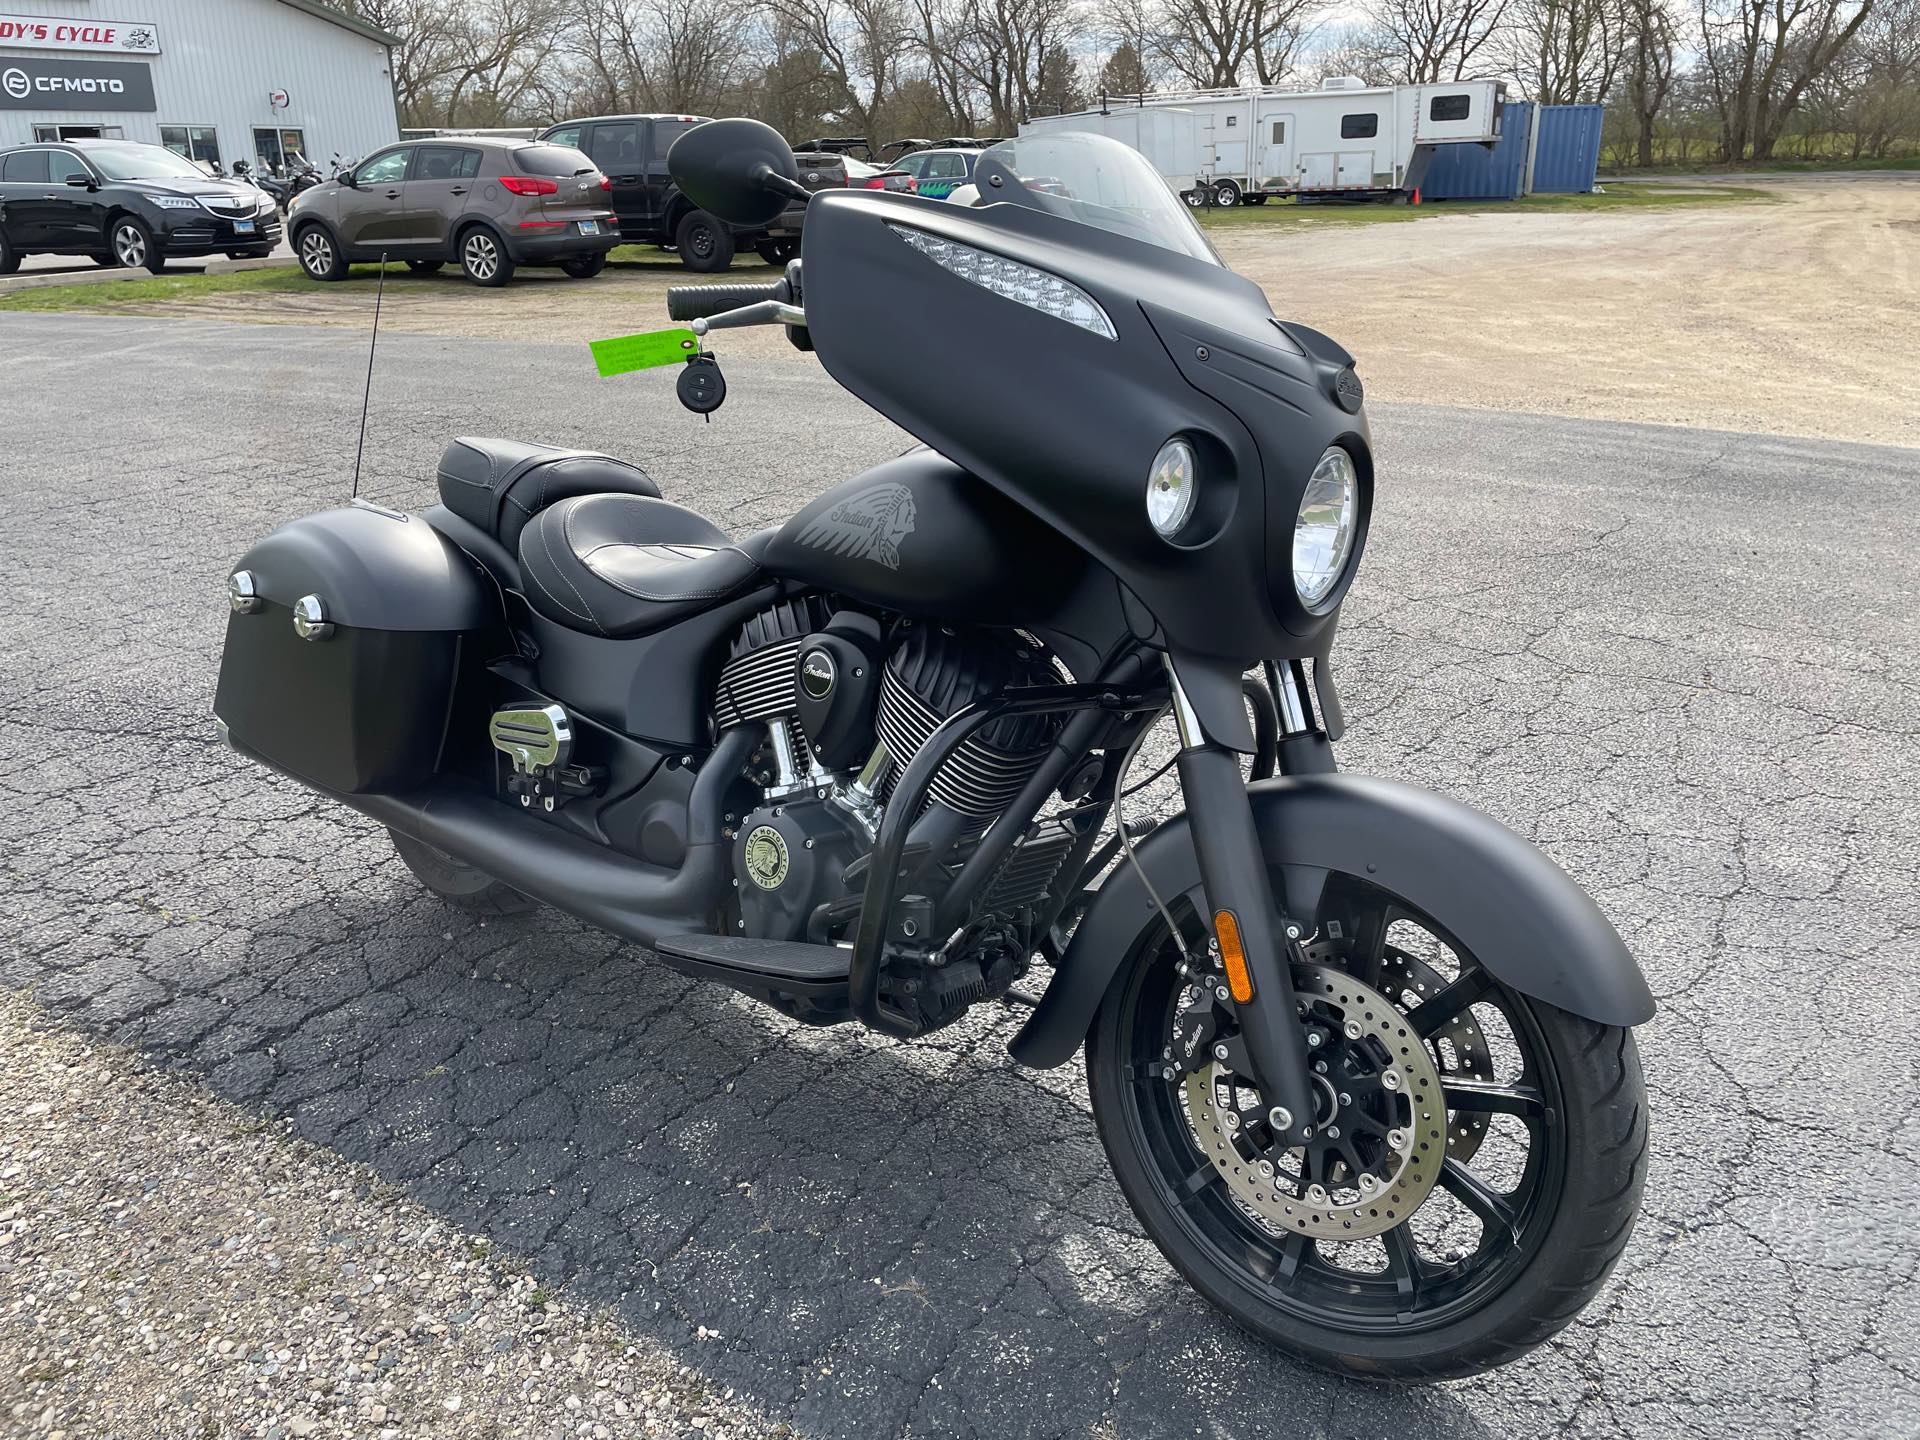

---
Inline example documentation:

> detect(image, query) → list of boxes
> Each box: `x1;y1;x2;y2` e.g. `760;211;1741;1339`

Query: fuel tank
760;448;1087;626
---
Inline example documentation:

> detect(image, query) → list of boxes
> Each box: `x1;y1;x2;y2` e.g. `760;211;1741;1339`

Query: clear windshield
88;144;212;181
976;132;1220;265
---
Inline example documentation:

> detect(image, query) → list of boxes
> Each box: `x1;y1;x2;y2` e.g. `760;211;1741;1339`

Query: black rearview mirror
64;174;93;188
667;118;805;228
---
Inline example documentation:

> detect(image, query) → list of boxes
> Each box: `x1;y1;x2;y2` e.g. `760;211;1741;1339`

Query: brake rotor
1182;963;1449;1240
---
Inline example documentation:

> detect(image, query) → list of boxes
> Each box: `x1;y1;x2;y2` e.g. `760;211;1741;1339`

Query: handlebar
666;278;789;322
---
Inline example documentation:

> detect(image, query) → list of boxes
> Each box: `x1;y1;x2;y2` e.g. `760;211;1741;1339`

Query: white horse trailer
1020;78;1507;206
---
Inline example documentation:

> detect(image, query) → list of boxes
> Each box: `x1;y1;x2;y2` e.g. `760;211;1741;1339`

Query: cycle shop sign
0;56;156;111
0;14;160;53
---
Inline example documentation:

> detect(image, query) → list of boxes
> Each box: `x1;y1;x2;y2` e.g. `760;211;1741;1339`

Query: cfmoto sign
0;56;155;111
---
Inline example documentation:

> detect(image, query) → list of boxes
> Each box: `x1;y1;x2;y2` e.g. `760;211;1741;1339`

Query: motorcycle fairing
800;187;1369;667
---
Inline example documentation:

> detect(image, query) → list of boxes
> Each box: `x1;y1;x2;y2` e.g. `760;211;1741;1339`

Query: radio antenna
350;252;389;500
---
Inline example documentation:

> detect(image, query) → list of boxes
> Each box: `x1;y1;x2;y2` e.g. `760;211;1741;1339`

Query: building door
1258;112;1293;188
253;127;308;175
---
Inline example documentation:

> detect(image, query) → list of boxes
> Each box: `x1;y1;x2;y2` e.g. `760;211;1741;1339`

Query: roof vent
1323;76;1367;90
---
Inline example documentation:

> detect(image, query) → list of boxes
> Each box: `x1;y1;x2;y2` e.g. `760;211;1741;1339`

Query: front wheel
1085;873;1647;1380
295;224;347;281
111;217;165;273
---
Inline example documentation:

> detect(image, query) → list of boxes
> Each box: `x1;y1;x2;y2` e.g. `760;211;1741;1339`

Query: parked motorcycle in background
232;159;290;213
211;120;1651;1381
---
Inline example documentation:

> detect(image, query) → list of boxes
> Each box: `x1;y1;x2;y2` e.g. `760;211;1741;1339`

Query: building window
1429;94;1471;121
253;127;308;174
1340;113;1379;139
160;125;221;165
33;124;123;141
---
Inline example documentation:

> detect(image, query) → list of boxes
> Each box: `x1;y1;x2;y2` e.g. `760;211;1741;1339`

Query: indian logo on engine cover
794;483;917;570
742;825;789;889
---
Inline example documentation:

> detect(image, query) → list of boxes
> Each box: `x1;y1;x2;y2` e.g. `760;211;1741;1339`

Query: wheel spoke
1440;1159;1521;1247
1382;1223;1424;1309
1173;1161;1224;1207
1407;966;1494;1039
1346;904;1393;988
1441;1077;1546;1117
1271;1229;1309;1289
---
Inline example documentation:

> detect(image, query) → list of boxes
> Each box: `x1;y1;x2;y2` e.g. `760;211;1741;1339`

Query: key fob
677;355;726;415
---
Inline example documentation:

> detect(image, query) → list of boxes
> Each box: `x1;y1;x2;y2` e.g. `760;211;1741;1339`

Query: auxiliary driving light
1146;438;1198;539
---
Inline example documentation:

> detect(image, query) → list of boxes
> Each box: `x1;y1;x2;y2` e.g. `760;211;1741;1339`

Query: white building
1022;78;1508;204
0;0;399;172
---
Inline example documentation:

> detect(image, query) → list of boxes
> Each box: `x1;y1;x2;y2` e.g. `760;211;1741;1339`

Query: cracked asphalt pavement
3;314;1918;1439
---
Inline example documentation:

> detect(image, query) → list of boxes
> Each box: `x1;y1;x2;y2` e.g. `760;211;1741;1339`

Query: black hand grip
666;279;786;322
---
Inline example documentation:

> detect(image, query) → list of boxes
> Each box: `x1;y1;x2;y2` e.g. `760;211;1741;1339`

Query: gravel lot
2;313;1918;1438
16;175;1915;447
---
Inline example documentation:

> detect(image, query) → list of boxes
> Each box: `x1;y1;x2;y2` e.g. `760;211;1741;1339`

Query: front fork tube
1171;661;1320;1145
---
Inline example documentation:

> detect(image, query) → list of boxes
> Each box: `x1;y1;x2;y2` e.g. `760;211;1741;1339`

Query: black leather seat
518;492;769;637
436;437;662;551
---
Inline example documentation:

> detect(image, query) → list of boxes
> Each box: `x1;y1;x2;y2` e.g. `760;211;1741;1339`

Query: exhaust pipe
236;725;757;948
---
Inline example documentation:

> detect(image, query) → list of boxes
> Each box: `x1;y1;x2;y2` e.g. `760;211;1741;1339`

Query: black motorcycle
212;120;1650;1380
232;159;290;213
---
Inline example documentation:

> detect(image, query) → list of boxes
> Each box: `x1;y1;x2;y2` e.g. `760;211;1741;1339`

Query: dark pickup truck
537;114;843;270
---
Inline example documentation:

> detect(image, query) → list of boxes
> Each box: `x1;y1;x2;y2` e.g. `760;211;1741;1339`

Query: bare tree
1620;0;1677;162
1362;0;1511;82
1151;0;1320;86
1699;0;1878;159
757;0;914;135
1505;0;1625;100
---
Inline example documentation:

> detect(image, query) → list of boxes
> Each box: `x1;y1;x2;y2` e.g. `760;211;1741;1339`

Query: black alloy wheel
1086;871;1647;1380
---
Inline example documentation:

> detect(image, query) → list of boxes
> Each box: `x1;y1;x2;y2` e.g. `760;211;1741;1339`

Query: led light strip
888;224;1117;340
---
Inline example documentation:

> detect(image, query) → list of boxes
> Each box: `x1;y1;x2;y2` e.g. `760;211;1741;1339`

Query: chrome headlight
1293;446;1359;609
1146;438;1197;538
152;196;200;210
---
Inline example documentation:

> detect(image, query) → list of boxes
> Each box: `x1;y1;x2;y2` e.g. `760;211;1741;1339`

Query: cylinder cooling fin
876;624;1064;818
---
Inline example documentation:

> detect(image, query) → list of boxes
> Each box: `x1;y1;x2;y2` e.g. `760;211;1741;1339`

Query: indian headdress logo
795;483;917;570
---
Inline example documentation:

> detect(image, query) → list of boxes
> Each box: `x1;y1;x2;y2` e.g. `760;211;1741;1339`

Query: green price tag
589;328;699;377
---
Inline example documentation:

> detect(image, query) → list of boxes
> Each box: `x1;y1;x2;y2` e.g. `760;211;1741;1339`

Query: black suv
0;139;281;274
537;114;811;271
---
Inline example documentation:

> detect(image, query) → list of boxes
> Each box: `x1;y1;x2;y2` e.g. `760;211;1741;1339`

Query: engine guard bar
848;681;1164;1037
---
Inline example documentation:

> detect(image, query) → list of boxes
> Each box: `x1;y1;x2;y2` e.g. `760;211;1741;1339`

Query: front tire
0;229;17;275
1085;878;1647;1381
295;224;348;281
111;217;165;273
389;830;534;916
674;209;734;272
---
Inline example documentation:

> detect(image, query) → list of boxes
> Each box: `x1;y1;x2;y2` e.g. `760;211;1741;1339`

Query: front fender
1010;773;1654;1068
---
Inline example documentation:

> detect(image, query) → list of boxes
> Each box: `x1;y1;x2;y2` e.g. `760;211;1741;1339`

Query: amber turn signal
1214;909;1253;1003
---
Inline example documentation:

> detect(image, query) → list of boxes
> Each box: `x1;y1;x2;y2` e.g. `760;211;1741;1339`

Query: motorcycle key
677;354;726;419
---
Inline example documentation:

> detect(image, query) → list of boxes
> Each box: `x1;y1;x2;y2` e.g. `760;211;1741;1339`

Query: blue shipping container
1529;103;1604;193
1419;101;1533;201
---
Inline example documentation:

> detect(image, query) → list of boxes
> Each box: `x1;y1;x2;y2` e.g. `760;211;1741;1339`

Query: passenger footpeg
489;704;601;812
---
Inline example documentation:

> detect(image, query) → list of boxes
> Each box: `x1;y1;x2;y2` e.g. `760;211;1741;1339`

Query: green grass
0;246;776;313
1192;182;1774;232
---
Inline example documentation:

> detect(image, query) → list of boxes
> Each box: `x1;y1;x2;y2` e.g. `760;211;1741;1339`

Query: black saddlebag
214;503;494;795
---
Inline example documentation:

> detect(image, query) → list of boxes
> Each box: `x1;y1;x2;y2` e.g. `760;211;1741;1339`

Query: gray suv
289;137;619;287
